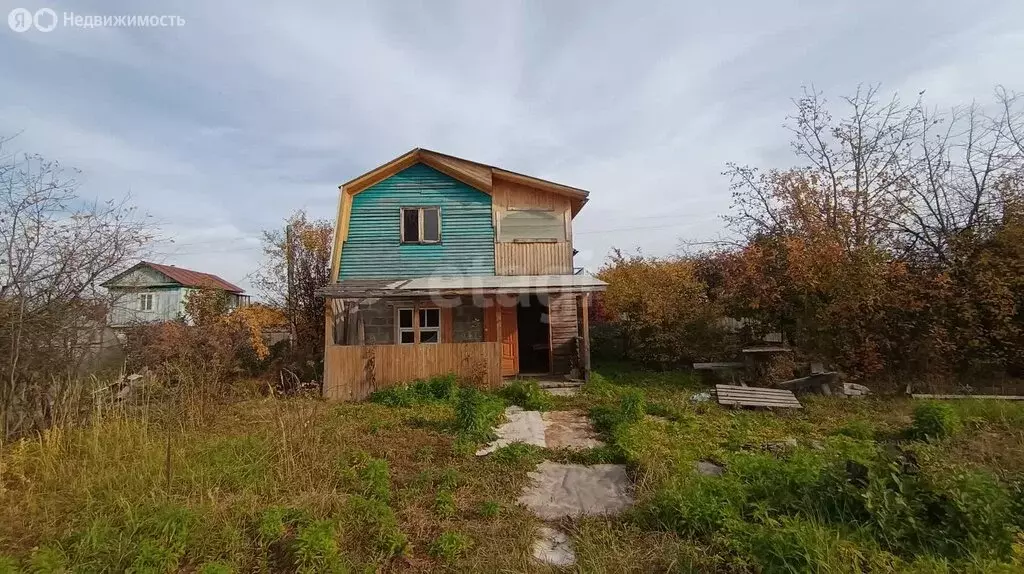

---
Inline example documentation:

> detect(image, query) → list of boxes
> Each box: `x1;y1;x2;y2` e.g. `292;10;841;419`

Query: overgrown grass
498;380;553;411
3;366;1023;572
453;387;505;442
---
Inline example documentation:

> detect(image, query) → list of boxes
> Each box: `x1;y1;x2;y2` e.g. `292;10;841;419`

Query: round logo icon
8;8;32;32
34;8;57;32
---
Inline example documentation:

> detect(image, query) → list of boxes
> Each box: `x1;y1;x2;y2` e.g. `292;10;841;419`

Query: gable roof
102;261;245;293
341;148;590;215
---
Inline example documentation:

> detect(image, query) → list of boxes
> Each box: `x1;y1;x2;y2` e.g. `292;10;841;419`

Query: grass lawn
1;364;1023;572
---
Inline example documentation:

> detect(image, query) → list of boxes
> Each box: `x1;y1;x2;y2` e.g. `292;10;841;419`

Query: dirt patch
542;411;604;450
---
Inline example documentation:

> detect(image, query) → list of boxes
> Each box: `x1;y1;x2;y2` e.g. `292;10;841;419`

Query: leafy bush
925;470;1016;559
489;443;544;466
344;496;408;558
643;444;1019;565
561;444;627;465
911;402;961;440
199;562;234;574
293;520;346;574
479;501;501;519
28;545;67;573
369;374;462;406
368;386;419;407
256;506;309;546
357;458;392;503
454;388;505;442
434;490;457;519
422;374;460;401
437;467;460;491
728;450;829;516
619;390;646;424
1009;479;1024;530
833;419;876;440
429;531;472;562
498;380;553;411
646;476;745;538
590;390;646;436
732;517;869;574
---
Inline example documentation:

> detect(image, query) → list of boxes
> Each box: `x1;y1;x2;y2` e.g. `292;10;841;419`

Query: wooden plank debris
716;384;803;409
693;362;745;370
911;394;1024;401
740;346;793;354
776;372;840;392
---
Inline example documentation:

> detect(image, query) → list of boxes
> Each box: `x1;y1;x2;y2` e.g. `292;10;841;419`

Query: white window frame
396;306;441;344
139;293;154;311
400;206;441;244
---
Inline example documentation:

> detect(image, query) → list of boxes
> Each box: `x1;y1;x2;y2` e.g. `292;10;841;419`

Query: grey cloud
1;0;1021;290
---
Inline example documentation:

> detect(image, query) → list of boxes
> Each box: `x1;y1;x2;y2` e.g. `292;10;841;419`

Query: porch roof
318;274;607;299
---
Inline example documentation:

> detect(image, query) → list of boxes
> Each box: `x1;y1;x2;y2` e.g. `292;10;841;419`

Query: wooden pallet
716;384;803;409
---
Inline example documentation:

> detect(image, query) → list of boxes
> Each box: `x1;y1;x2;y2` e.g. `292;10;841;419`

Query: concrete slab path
532;526;577;567
476;407;603;455
475;406;546;455
517;461;635;520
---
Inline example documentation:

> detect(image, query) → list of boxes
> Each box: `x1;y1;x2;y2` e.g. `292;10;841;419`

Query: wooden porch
319;275;603;401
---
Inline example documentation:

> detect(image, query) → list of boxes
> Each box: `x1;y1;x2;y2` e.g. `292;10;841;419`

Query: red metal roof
142;261;245;293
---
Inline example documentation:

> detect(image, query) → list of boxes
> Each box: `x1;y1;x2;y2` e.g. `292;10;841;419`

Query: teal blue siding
339;164;495;279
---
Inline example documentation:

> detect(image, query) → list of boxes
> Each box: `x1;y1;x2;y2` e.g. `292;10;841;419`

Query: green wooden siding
339;164;495;279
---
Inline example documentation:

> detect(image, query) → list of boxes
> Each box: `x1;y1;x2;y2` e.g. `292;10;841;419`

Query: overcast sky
2;0;1022;292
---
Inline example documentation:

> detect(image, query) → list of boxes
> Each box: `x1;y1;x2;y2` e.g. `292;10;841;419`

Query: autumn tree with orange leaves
254;210;333;378
599;85;1024;384
126;289;288;392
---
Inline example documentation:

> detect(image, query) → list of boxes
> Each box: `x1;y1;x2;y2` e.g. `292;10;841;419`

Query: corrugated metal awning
318;274;606;298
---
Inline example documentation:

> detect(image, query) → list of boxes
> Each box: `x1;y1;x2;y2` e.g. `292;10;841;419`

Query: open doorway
516;294;550;374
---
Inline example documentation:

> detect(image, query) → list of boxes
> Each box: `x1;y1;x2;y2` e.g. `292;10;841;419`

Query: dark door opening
517;294;550;374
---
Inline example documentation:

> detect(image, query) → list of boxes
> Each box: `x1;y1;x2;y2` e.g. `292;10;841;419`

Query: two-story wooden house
319;149;606;400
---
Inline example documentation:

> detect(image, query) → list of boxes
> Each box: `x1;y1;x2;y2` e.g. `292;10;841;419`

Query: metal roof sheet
103;261;245;293
319;274;606;298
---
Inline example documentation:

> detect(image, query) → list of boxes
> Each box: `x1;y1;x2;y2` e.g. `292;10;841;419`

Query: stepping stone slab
695;460;724;476
544;387;578;397
532;526;576;567
518;461;634;520
541;411;604;450
477;408;603;455
476;406;546;455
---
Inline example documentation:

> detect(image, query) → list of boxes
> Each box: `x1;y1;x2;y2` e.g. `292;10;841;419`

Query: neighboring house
320;148;607;400
102;261;247;327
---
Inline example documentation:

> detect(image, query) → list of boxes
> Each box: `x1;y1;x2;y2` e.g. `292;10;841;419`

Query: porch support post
324;298;335;346
580;293;591;382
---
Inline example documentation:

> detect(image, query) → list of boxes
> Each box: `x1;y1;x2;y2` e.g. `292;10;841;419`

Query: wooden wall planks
548;294;579;375
492;178;574;275
323;342;502;401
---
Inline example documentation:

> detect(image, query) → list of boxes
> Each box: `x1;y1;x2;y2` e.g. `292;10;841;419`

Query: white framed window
397;307;441;344
139;293;154;311
400;207;440;244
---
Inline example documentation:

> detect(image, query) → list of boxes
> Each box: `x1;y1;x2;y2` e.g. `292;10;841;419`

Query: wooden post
441;306;454;343
495;297;502;348
580;293;591;381
324;299;335;347
413;301;420;344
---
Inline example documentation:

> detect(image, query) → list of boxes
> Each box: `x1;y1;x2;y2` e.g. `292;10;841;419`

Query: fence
323;342;502;400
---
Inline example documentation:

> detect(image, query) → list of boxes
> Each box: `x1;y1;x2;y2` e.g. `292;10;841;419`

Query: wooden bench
716;384;803;409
